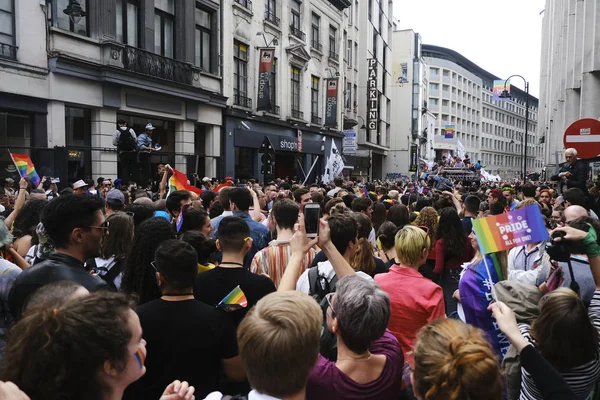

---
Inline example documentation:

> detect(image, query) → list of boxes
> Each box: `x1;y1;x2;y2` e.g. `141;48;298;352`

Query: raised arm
159;165;171;200
5;179;28;229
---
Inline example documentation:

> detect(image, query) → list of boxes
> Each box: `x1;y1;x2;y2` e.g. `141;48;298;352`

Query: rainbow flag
217;285;248;309
212;181;233;192
167;168;202;197
472;205;548;254
10;153;40;187
361;187;369;198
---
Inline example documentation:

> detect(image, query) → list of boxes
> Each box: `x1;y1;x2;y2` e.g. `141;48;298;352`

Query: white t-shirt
296;260;373;294
204;390;280;400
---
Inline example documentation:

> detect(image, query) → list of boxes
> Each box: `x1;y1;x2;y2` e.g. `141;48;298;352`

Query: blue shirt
213;211;271;269
137;133;152;153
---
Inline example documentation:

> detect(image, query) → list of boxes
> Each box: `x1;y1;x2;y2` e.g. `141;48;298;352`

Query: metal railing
268;105;280;115
122;46;192;85
290;26;306;41
234;0;253;10
291;109;303;119
0;43;17;61
311;114;321;125
264;10;280;25
329;50;338;60
311;41;322;52
234;94;253;108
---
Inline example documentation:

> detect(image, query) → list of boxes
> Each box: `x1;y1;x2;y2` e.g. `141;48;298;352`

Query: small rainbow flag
217;285;248;309
167;168;202;197
212;181;233;192
472;205;548;254
361;187;369;198
10;153;40;187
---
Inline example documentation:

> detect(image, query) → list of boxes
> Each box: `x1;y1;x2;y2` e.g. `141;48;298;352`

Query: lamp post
499;75;529;181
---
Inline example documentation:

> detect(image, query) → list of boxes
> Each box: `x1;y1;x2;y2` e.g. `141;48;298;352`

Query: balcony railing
311;114;322;125
268;105;280;115
290;26;306;41
234;0;252;10
0;43;17;61
291;109;304;119
329;50;339;60
311;41;322;52
234;93;253;108
264;10;280;26
122;46;192;85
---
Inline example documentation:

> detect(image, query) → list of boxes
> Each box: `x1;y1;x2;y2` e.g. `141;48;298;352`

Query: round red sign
563;118;600;159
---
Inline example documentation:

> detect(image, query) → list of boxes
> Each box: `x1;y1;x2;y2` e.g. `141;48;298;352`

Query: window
0;0;15;58
53;0;88;36
346;81;352;109
347;39;352;66
311;75;319;117
291;0;301;30
348;2;353;25
195;7;212;72
291;66;301;113
116;0;139;47
311;13;320;49
329;25;337;58
265;0;277;24
442;70;449;77
354;42;358;68
154;0;174;58
234;41;249;107
353;84;357;109
65;107;91;147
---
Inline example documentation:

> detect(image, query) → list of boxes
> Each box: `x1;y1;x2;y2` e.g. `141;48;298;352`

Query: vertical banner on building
256;48;275;111
444;125;455;139
297;129;303;152
409;144;418;172
324;79;339;127
367;58;378;131
492;79;510;101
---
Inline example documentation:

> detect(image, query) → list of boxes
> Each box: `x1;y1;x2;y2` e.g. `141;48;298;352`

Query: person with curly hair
120;217;175;305
434;207;475;315
414;207;439;280
0;292;195;400
11;199;46;258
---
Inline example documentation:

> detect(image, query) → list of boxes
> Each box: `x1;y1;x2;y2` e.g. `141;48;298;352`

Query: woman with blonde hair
413;207;438;280
375;225;445;367
412;318;502;400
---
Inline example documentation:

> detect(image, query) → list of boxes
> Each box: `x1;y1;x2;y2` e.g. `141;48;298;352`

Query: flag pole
302;156;319;186
7;149;19;179
480;250;498;302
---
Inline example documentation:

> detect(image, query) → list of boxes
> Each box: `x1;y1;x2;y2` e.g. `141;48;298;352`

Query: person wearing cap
201;177;211;191
137;123;157;188
73;180;87;195
105;189;125;217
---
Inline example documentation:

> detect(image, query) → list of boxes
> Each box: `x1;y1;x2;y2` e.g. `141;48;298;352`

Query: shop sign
367;58;378;131
343;130;357;154
256;48;275;111
324;79;338;127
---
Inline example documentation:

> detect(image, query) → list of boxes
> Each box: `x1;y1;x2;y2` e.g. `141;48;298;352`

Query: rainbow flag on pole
212;181;233;192
472;206;548;254
217;285;248;309
10;153;40;187
167;168;202;197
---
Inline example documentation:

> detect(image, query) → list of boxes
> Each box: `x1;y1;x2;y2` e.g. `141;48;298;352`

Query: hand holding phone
304;204;321;238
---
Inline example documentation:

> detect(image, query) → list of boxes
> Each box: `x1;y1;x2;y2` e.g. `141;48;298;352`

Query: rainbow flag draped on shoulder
167;168;202;197
9;153;40;187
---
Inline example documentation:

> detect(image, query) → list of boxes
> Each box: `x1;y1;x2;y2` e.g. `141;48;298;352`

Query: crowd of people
0;148;597;399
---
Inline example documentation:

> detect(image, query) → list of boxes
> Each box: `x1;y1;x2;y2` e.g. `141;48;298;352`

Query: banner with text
367;58;378;131
256;48;275;111
324;79;339;127
343;130;357;154
409;144;418;172
492;80;510;101
472;206;549;254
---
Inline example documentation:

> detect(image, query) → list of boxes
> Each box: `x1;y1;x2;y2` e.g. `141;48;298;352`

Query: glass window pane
127;3;138;46
115;1;123;42
155;0;174;14
0;13;13;36
195;8;210;28
195;29;201;66
164;18;173;58
154;14;161;54
202;32;210;69
0;0;12;10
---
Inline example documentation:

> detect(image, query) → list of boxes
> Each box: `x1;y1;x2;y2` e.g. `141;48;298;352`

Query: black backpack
308;266;338;361
117;129;137;152
87;258;125;291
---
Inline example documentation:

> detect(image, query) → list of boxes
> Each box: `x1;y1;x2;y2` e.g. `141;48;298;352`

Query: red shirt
434;239;475;275
374;266;445;367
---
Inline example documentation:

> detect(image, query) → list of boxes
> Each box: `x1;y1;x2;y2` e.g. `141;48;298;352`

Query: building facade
1;0;225;183
539;0;600;170
422;45;541;178
221;0;350;182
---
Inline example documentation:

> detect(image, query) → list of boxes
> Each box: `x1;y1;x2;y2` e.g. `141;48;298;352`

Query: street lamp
356;115;367;130
499;75;529;181
63;0;86;24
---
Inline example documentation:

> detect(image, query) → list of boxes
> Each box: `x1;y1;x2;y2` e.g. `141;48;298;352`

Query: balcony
234;0;252;11
291;109;304;119
290;26;306;41
234;93;253;108
0;43;17;61
267;105;280;115
264;10;280;26
329;50;339;60
311;114;322;125
122;46;192;85
311;41;323;52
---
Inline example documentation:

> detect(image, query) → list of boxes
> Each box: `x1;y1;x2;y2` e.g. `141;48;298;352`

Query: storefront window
65;107;91;181
235;146;254;180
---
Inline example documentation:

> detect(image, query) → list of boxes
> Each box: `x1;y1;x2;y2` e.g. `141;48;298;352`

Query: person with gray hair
306;275;404;399
552;147;588;193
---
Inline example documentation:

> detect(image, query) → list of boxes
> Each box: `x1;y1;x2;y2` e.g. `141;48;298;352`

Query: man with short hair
351;197;373;218
503;188;519;211
563;205;588;223
214;188;270;267
461;195;480;234
105;189;125;216
195;216;276;327
112;119;138;185
210;187;233;233
166;190;192;219
126;240;244;400
293;188;312;212
551;148;588;193
250;199;316;287
9;194;110;319
327;177;344;197
522;183;537;200
562;188;597;220
487;188;505;207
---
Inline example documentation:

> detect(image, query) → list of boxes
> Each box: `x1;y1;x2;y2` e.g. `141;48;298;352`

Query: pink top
374;265;445;367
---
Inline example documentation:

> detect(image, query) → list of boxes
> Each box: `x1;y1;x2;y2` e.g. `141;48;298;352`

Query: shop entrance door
275;153;300;181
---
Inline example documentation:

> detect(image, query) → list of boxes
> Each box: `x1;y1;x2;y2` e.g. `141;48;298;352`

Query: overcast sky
394;0;546;97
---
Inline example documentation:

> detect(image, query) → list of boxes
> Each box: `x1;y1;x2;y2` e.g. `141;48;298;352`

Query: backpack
117;129;137;152
87;258;125;291
308;266;338;361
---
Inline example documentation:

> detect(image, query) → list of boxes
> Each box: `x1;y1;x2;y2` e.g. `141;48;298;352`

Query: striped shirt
518;290;600;400
250;240;316;288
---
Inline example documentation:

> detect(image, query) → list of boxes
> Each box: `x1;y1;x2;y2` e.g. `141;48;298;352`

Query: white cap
202;177;210;183
73;180;87;189
145;123;155;130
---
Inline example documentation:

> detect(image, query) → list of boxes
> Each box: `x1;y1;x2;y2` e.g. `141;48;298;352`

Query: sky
394;0;546;97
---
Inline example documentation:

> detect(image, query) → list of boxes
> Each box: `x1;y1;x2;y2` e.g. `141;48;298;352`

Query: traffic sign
563;118;600;159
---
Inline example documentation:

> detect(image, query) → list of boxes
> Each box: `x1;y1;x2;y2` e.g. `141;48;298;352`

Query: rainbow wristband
584;224;600;258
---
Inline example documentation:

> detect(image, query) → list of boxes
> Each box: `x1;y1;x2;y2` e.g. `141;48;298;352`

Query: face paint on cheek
134;348;145;369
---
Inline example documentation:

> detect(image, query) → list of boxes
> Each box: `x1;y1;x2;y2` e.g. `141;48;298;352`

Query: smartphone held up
304;204;320;238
